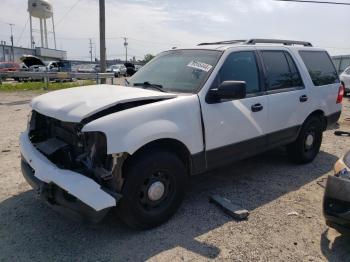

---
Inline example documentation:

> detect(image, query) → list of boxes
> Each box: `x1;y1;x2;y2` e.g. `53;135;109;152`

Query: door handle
251;103;263;112
300;95;308;102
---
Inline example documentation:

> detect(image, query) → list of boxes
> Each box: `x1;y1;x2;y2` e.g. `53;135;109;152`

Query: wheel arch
123;138;195;176
305;109;327;131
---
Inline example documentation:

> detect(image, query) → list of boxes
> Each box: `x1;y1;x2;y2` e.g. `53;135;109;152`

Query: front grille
29;111;83;146
29;111;86;169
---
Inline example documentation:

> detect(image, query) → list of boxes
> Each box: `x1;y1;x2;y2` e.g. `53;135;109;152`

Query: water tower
28;0;57;49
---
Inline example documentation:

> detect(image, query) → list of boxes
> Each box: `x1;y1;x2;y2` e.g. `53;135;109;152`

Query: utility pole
124;37;128;62
8;23;14;61
1;41;6;61
89;38;93;62
99;0;107;84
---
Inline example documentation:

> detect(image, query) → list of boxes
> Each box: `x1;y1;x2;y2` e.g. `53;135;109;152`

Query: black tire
287;116;323;164
118;150;187;229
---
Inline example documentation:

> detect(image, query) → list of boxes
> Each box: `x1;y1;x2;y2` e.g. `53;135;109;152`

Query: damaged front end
23;110;127;222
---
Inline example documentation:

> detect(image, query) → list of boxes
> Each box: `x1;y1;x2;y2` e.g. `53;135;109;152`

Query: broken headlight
26;110;33;131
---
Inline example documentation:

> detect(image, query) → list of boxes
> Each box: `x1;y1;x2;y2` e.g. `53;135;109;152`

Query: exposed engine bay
28;111;126;193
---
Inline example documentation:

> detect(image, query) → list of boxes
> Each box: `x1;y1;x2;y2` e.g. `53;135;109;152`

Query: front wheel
118;150;187;229
287;116;323;164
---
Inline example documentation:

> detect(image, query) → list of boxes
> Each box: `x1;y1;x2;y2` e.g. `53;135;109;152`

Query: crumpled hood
31;84;177;122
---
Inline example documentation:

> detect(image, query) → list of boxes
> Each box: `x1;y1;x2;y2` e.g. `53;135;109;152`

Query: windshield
128;49;222;93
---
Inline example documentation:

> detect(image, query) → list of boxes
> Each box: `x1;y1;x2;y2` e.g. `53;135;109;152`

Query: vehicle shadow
320;229;350;261
0;100;31;106
0;149;338;261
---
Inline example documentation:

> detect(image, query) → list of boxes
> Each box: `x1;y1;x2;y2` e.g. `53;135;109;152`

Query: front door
200;50;269;169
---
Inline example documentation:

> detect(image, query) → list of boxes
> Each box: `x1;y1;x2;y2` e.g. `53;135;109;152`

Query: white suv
20;39;343;228
340;66;350;95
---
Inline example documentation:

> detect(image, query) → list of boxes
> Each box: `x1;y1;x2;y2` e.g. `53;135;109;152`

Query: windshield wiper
133;81;166;92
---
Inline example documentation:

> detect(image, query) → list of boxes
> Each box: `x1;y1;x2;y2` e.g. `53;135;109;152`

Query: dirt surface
1;90;350;262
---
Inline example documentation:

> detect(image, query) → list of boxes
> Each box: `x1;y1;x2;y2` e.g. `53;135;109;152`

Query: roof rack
246;39;312;47
197;40;246;46
197;38;312;47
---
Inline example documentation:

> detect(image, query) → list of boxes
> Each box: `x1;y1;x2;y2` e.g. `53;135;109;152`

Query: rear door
258;49;311;147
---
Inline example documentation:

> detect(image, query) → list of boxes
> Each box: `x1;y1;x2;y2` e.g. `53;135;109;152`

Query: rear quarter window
299;51;339;86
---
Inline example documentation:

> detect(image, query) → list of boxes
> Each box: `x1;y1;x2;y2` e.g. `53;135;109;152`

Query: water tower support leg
39;18;44;48
29;15;33;49
44;19;48;48
52;16;57;49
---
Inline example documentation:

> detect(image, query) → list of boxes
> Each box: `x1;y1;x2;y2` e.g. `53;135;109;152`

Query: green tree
144;54;155;63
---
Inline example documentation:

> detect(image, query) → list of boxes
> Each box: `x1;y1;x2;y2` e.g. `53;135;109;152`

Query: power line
275;0;350;5
55;0;82;27
16;17;29;46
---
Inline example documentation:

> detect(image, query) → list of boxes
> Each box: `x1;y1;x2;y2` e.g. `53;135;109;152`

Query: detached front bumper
19;131;120;221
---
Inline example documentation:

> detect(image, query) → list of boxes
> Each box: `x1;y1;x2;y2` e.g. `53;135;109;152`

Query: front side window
261;51;303;91
299;51;339;86
128;50;222;93
216;51;260;94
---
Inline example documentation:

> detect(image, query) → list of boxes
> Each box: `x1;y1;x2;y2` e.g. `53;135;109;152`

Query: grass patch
0;80;96;91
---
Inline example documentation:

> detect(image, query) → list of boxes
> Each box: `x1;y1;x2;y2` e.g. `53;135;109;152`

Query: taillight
336;84;345;104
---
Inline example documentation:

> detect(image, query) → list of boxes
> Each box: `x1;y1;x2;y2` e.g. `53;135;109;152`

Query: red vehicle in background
0;62;20;72
0;62;22;82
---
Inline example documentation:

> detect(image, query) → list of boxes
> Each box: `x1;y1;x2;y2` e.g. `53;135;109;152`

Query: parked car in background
0;61;20;72
107;64;127;77
324;148;350;234
0;62;21;81
124;62;136;76
77;64;100;73
20;55;46;72
340;67;350;95
42;61;60;72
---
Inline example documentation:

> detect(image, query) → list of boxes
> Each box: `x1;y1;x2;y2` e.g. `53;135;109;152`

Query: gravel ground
1;90;350;262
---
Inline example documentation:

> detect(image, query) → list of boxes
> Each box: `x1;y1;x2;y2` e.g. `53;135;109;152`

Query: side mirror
206;81;246;104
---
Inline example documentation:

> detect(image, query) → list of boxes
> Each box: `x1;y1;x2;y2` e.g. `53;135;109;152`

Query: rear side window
261;51;303;91
299;51;339;86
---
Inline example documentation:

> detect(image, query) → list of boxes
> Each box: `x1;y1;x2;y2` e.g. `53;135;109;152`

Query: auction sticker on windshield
187;61;213;72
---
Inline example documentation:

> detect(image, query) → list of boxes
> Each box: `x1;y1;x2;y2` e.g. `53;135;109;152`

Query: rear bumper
326;111;341;129
19;131;120;221
323;175;350;234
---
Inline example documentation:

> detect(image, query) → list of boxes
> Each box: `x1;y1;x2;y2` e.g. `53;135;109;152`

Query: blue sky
0;0;349;60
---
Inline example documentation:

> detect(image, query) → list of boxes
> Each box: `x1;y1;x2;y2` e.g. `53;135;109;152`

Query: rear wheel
118;150;187;229
287;116;323;164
